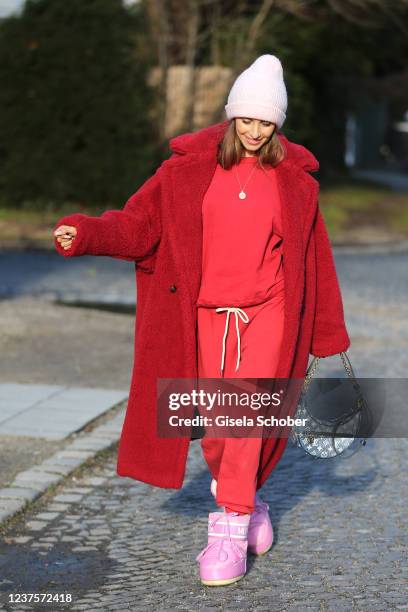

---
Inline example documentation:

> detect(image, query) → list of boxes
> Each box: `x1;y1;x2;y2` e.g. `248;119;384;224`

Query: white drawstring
215;307;250;375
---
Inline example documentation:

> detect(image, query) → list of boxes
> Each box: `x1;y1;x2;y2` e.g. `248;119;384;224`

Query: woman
53;55;350;586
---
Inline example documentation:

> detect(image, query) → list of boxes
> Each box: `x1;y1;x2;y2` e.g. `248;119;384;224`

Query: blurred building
345;69;408;181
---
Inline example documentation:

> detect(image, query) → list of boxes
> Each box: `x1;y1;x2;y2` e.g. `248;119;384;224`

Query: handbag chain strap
302;352;365;409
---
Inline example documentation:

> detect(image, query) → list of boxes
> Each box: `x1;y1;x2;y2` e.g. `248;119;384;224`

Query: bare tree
142;0;408;142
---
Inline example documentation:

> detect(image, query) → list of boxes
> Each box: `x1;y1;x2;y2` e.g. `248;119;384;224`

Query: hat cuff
224;102;286;129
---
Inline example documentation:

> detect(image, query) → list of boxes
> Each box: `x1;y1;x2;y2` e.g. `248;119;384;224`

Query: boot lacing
196;511;248;562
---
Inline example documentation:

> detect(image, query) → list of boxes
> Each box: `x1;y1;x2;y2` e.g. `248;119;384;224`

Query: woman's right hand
53;225;78;250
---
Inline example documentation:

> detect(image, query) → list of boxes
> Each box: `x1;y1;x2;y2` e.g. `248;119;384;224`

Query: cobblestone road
0;249;407;610
0;436;407;611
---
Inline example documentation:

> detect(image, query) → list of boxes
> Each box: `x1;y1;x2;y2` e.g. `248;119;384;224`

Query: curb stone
0;408;125;527
333;239;408;255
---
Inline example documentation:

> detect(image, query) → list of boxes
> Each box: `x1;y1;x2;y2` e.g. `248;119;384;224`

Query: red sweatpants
197;281;285;514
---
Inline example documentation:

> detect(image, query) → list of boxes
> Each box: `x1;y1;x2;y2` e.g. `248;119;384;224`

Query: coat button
169;284;177;293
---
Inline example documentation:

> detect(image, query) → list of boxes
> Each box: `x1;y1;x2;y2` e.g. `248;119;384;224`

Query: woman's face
235;117;276;156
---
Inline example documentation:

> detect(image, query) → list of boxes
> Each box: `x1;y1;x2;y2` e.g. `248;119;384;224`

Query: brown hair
216;118;286;170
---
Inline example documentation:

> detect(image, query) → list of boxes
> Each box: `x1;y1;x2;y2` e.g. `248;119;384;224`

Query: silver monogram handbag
290;352;370;458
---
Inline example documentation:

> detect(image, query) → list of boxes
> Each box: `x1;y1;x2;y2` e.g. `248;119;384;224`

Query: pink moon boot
210;478;274;556
196;509;251;586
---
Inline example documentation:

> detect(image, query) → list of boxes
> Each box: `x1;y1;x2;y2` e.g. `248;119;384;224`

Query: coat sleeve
310;205;351;357
53;168;162;264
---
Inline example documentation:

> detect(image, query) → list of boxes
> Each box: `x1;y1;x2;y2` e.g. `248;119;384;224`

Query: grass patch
0;201;107;245
319;177;408;237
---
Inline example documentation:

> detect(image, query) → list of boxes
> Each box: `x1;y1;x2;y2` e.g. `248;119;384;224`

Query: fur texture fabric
53;120;350;489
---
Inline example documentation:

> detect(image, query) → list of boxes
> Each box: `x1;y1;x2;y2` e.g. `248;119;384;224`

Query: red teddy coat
53;120;350;489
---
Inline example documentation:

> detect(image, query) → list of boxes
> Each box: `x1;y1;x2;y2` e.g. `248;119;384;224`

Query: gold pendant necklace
234;162;258;199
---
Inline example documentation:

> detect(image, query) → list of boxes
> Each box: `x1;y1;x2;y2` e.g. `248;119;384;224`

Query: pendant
239;191;246;200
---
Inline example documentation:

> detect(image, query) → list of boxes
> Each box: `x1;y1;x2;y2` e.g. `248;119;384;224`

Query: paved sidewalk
0;436;406;611
0;384;127;519
0;247;406;609
0;384;127;439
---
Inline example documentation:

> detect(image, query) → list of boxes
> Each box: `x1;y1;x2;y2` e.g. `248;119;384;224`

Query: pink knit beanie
224;54;287;129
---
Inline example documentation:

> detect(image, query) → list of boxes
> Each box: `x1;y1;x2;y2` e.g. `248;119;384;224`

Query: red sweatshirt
196;155;284;308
